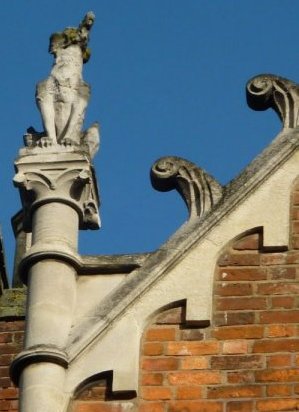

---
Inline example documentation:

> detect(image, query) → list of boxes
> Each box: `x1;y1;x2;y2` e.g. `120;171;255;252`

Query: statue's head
49;11;95;63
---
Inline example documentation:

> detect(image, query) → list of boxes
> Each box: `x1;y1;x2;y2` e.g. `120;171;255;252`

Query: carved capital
151;156;223;220
14;152;100;230
246;74;299;129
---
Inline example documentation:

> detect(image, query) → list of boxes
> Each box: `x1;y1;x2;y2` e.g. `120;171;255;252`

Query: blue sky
0;1;297;279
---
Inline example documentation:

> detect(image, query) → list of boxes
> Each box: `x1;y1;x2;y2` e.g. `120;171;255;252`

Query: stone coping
67;127;299;358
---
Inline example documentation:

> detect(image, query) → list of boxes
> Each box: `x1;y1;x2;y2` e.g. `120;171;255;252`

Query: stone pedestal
11;149;100;412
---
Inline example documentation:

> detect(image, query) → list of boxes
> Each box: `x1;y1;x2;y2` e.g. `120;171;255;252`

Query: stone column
11;149;100;412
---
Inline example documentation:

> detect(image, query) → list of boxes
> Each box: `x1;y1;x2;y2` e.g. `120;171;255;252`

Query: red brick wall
136;180;299;412
0;321;24;412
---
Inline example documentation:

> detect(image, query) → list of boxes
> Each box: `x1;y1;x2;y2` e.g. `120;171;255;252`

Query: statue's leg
54;100;72;143
36;81;57;144
60;82;90;145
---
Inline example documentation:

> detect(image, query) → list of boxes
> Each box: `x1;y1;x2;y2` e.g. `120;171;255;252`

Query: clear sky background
0;1;297;280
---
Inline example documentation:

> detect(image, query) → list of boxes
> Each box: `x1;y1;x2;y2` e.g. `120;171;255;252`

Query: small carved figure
27;12;99;158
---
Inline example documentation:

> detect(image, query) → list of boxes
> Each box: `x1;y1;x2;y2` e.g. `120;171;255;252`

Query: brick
0;322;25;333
155;307;184;324
179;329;203;341
142;358;178;371
143;343;164;356
266;384;292;396
271;296;294;309
145;328;176;342
260;253;287;265
168;371;221;385
258;282;299;295
214;312;255;326
75;403;134;412
218;253;260;267
227;371;254;384
211;355;263;370
292;207;299;219
291;235;299;249
141;373;163;386
0;334;12;344
180;357;208;370
168;401;222;412
176;386;202;400
0;400;10;410
292;221;299;234
227;401;253;412
166;341;219;356
233;233;260;250
256;399;299;411
268;267;296;280
218;268;266;281
267;355;291;368
0;388;18;399
256;369;299;382
216;297;267;311
9;400;18;410
213;325;263;340
78;385;106;401
253;338;299;353
222;340;248;354
0;344;21;355
215;283;252;296
0;355;13;367
265;325;296;338
139;403;164;412
207;385;262;398
286;251;299;264
0;367;9;378
0;377;12;388
13;332;24;345
259;310;299;323
89;386;107;397
141;386;171;400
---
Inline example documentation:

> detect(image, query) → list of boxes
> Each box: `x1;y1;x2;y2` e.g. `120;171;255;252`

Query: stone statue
25;12;100;159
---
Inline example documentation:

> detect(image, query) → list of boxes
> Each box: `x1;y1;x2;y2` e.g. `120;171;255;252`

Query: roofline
67;127;299;360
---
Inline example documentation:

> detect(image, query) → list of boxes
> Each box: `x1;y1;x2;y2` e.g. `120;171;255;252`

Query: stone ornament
13;153;100;232
24;12;100;159
151;156;223;220
247;74;299;129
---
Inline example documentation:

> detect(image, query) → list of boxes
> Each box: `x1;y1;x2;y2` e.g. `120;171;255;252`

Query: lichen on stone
49;11;95;63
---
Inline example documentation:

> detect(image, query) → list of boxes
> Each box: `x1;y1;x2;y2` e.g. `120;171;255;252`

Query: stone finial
24;12;99;158
151;156;223;220
246;74;299;129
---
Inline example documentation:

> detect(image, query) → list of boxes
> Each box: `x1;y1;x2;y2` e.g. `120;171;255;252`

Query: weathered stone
11;14;101;412
151;156;223;221
14;152;100;235
0;289;26;318
25;12;99;159
247;74;299;130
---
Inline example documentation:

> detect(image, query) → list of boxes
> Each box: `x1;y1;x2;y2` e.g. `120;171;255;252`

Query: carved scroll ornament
246;74;299;129
151;156;223;220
